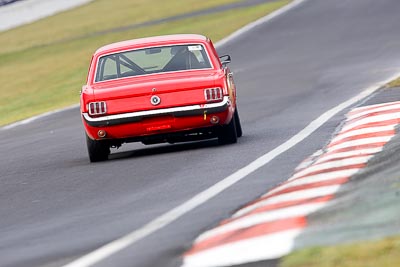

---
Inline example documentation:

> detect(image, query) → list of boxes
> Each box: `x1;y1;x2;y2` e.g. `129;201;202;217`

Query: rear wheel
218;115;237;145
86;134;110;162
234;108;243;138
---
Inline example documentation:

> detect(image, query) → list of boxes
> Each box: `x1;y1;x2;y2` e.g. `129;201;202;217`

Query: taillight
88;101;107;116
204;87;223;102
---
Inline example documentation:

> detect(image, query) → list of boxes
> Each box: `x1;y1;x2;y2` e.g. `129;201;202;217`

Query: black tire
234;108;243;138
218;115;238;145
86;134;110;162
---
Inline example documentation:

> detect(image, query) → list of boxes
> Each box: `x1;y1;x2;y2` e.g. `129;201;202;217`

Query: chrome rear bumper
82;96;231;127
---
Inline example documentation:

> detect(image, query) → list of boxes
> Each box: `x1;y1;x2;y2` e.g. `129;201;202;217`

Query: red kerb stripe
186;217;307;255
328;130;395;148
221;195;334;226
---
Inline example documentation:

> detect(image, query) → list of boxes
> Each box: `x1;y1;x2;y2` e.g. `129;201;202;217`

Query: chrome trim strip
83;96;231;127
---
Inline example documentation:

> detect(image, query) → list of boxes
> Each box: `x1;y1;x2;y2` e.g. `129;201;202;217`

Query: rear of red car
80;34;242;162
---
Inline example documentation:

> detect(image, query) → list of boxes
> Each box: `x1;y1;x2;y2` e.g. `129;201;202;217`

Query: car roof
94;34;209;55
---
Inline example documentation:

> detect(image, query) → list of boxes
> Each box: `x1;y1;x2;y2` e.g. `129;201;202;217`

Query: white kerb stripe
292;156;371;179
233;185;341;218
349;101;400;116
286;168;360;183
342;113;400;132
295;159;314;172
347;102;400;120
315;147;383;164
295;149;323;171
182;229;302;267
327;136;393;152
330;125;396;145
269;168;362;196
195;202;325;243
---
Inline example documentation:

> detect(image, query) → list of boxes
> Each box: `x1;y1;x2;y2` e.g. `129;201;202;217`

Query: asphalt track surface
0;0;94;32
1;0;400;267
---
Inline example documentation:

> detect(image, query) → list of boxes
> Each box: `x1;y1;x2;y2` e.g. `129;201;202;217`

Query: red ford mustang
81;34;242;162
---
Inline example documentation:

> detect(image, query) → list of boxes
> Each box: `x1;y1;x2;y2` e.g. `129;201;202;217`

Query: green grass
0;0;240;54
387;77;400;88
0;0;290;126
281;236;400;267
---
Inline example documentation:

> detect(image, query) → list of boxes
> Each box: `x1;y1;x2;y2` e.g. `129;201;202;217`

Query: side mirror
219;55;231;66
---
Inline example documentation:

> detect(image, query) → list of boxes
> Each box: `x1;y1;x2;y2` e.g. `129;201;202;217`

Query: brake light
204;87;223;102
88;101;107;116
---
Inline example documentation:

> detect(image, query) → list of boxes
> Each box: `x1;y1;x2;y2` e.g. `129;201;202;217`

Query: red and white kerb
182;100;400;267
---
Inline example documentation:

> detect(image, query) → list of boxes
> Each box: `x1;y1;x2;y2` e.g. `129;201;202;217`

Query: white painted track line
1;104;80;131
1;0;400;266
216;0;308;48
63;81;400;267
0;0;94;32
58;1;400;266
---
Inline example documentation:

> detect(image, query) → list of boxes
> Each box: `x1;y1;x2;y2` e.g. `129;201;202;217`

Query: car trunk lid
92;71;219;115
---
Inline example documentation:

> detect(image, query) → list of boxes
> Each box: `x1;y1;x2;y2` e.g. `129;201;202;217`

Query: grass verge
0;0;240;54
0;0;290;126
387;77;400;88
281;235;400;267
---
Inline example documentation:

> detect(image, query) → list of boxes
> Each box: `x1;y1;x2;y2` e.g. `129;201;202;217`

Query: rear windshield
95;44;212;82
